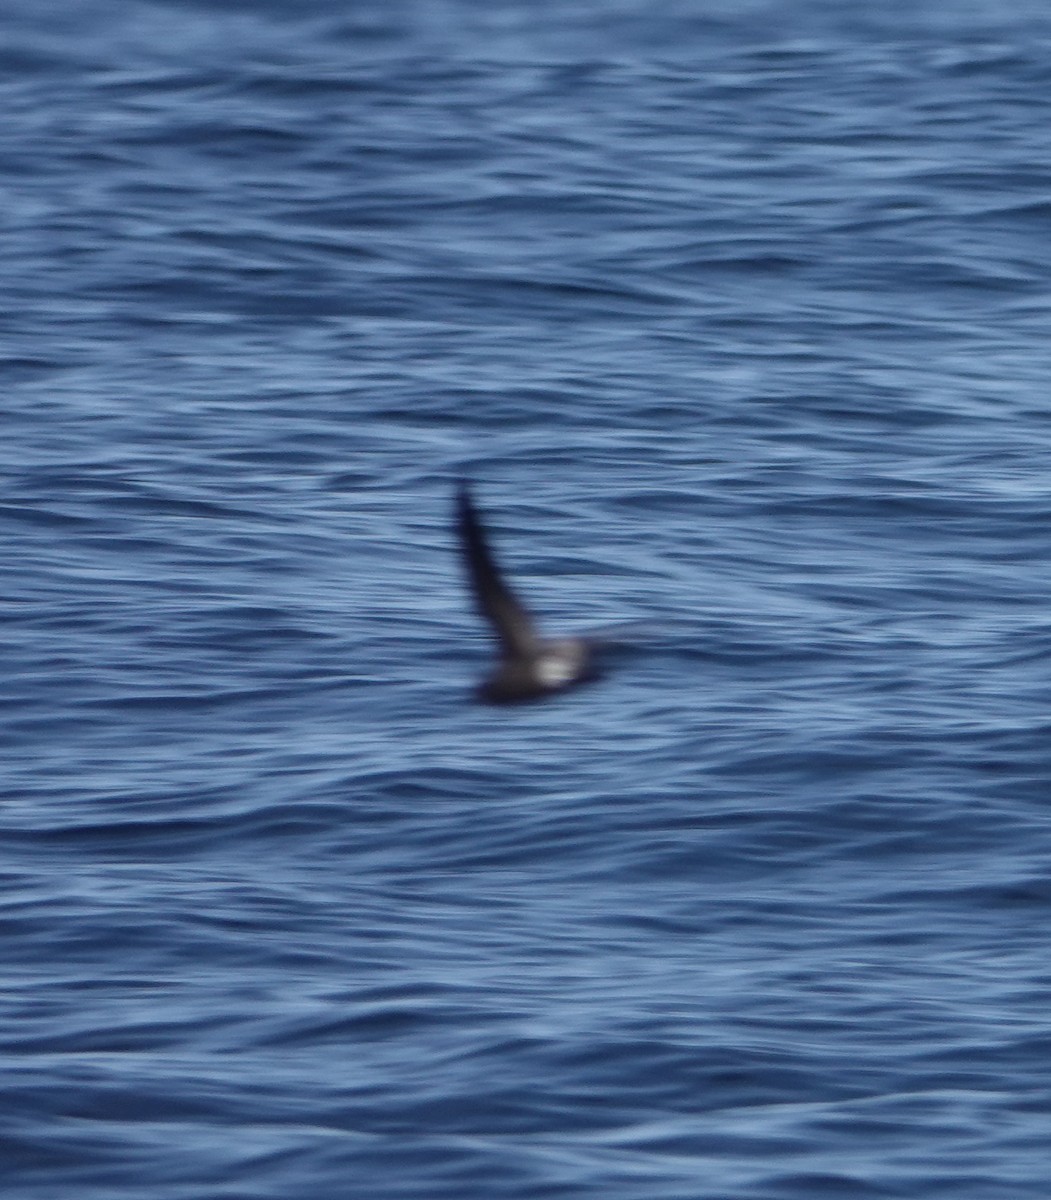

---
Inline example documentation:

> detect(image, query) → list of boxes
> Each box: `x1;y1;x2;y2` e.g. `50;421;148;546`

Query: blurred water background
5;1;1051;1196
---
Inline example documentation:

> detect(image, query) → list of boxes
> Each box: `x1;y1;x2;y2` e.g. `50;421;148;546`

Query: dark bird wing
456;481;540;659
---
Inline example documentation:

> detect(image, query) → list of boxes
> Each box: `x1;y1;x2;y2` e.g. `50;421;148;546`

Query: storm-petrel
456;480;597;704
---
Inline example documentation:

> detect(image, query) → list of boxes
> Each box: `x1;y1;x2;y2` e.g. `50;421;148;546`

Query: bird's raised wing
456;481;540;660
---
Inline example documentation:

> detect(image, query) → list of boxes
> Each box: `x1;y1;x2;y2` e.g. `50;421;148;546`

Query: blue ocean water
5;0;1051;1195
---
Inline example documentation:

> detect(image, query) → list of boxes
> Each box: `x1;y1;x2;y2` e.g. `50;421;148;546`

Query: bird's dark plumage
455;481;596;704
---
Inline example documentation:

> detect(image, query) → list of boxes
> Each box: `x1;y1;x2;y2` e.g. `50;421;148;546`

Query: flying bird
455;480;597;704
